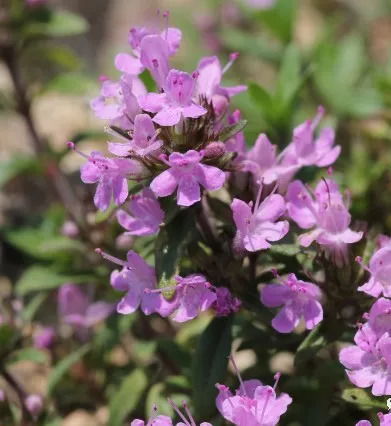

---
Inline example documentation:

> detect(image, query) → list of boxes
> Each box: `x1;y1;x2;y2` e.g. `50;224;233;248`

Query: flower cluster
339;237;391;397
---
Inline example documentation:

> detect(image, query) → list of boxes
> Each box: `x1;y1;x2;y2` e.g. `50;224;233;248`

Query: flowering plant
1;0;391;425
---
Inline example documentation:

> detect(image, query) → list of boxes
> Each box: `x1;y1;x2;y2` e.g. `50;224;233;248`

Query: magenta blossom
286;178;362;266
109;114;163;157
216;377;292;426
115;26;181;79
367;298;391;337
339;325;391;396
130;400;211;426
195;55;246;102
90;75;145;128
25;394;43;417
72;146;143;211
357;413;391;426
116;188;164;237
139;69;207;126
33;327;55;349
96;249;162;316
231;189;289;252
152;274;217;323
213;287;241;317
357;244;391;298
150;150;225;207
58;284;113;334
246;0;277;9
281;106;340;169
260;273;323;333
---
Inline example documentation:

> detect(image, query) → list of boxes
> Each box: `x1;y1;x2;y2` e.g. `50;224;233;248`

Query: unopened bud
204;142;226;158
61;221;79;238
25;394;43;417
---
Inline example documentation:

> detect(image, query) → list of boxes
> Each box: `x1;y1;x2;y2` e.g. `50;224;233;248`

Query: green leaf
341;388;386;410
0;325;19;358
23;10;89;38
7;348;48;364
145;383;174;418
219;120;247;142
48;344;90;395
46;72;97;95
275;44;302;107
192;316;233;418
6;228;85;260
16;266;92;296
295;325;327;367
248;82;272;117
108;369;148;426
155;208;196;285
0;155;40;188
255;0;297;43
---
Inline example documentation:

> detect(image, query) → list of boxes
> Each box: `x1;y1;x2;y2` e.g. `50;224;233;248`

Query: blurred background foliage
0;0;391;425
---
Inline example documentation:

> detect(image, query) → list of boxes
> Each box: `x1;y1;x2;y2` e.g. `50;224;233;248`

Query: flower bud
61;221;79;238
203;142;226;158
25;394;43;417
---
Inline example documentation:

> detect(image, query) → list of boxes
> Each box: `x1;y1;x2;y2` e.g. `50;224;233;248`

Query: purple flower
25;394;43;417
153;274;217;323
357;244;391;298
216;378;292;426
108;114;163;157
90;75;145;128
139;69;207;126
260;273;323;333
58;284;113;334
339;326;391;396
116;188;164;236
195;55;246;102
367;298;391;337
33;327;55;349
130;400;212;426
213;287;241;317
231;191;289;252
75;148;142;211
150;150;225;207
246;0;277;9
356;413;391;426
282;106;341;169
286;178;362;266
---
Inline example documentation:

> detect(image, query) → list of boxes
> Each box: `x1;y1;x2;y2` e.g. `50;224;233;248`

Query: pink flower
281;106;341;169
367;298;391;337
152;274;217;323
90;75;145;128
99;250;164;316
213;287;241;317
75;148;142;211
357;413;391;426
25;394;43;417
115;26;181;80
339;326;391;396
130;400;212;426
286;178;362;266
109;114;163;157
357;245;391;298
231;190;289;252
246;0;277;9
139;69;207;126
150;150;225;207
260;273;323;333
33;327;55;349
116;188;164;236
216;377;292;426
58;284;113;334
195;55;246;102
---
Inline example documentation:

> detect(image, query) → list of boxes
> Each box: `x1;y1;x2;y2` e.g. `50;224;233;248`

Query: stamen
95;248;131;269
167;399;191;426
321;177;332;206
66;141;89;159
183;401;196;426
355;256;371;275
222;52;239;74
104;126;132;143
273;372;281;390
253;179;264;213
229;355;247;397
